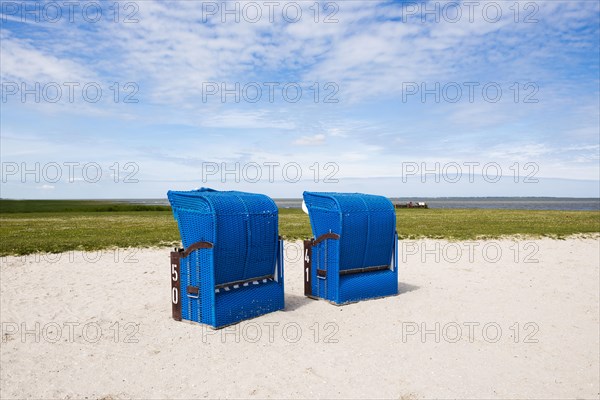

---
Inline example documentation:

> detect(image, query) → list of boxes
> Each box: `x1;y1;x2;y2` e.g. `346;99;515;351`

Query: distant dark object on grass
395;201;429;209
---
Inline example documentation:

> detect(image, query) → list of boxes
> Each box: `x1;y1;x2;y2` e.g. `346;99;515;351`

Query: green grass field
1;200;598;256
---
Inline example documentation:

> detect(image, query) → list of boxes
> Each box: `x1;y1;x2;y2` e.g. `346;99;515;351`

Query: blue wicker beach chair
302;191;398;304
167;188;284;328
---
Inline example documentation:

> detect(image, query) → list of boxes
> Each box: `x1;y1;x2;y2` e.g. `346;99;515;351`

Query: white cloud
200;110;297;130
0;31;94;83
293;133;326;146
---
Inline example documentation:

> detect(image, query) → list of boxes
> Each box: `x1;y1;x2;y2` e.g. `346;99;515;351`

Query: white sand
1;238;599;399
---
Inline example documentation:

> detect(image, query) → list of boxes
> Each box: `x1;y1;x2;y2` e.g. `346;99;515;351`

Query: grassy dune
1;200;598;256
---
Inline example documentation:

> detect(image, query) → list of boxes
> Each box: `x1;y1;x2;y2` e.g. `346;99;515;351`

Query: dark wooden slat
187;285;199;295
179;241;213;258
169;251;182;321
313;232;340;245
303;239;313;296
339;265;390;275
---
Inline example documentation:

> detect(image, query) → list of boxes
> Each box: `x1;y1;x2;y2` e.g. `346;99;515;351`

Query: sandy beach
1;238;598;399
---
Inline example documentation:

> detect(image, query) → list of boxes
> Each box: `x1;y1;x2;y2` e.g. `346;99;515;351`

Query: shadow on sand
398;282;420;295
284;294;316;311
284;282;420;311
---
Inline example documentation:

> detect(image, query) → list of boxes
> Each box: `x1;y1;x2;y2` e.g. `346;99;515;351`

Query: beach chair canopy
167;188;278;286
303;191;396;271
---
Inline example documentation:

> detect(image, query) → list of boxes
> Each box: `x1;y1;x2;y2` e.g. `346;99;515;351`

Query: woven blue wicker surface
214;279;284;326
168;188;278;285
213;238;284;327
168;188;284;327
304;191;398;304
303;192;396;270
339;269;397;303
311;239;340;302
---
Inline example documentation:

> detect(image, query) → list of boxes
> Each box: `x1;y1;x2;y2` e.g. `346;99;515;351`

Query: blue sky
1;0;599;199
